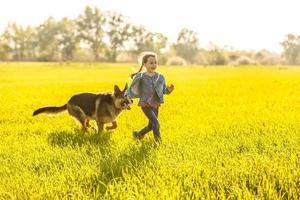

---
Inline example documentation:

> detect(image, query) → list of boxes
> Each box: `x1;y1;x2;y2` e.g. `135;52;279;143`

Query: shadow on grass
48;129;112;148
48;129;159;197
89;140;160;197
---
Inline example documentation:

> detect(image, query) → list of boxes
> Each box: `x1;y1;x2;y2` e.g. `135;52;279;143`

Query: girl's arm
162;76;174;94
163;83;174;94
167;84;174;93
125;73;143;98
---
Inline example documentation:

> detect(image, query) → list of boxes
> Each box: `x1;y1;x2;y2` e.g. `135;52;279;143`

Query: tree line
0;6;299;65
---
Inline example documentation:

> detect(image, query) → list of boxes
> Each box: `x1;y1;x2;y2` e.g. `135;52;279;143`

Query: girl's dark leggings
138;106;160;140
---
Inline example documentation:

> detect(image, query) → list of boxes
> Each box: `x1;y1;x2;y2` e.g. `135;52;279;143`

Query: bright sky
1;0;300;53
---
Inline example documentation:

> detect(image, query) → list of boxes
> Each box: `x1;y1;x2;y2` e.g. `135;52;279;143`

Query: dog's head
113;83;133;110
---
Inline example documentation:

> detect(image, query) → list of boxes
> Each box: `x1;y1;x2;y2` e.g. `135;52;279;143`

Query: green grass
1;62;300;199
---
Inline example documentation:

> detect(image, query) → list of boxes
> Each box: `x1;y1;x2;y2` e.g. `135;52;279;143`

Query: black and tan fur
33;84;132;133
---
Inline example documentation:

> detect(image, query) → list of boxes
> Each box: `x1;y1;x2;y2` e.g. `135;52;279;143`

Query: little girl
125;52;174;142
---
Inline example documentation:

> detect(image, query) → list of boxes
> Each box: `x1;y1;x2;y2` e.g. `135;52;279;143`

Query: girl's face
144;56;157;73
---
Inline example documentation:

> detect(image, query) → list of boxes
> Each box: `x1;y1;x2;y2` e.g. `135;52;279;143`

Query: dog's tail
33;104;67;116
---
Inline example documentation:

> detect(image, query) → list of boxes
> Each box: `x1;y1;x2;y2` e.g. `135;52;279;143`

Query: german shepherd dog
33;84;132;133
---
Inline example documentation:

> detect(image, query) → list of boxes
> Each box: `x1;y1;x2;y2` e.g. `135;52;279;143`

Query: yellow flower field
0;62;300;199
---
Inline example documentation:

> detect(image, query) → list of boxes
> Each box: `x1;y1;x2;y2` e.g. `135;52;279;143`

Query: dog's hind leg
106;121;117;130
67;104;88;130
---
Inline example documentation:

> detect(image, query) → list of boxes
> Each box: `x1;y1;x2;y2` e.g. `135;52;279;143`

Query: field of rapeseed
0;62;300;199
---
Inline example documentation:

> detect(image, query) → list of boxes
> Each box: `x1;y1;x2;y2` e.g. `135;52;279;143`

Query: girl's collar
143;72;158;77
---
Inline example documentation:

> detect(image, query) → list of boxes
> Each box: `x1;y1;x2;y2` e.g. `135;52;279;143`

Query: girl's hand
167;84;174;93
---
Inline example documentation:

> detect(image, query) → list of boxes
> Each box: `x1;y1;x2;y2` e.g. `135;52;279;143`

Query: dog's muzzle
122;96;133;110
122;102;131;110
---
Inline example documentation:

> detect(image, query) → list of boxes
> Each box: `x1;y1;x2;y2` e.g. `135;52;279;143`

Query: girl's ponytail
130;65;143;79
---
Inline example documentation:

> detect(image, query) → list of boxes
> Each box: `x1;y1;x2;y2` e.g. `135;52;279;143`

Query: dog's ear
123;83;128;92
114;85;121;94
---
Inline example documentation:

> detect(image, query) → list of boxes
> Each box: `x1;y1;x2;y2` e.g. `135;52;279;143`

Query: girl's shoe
133;131;143;140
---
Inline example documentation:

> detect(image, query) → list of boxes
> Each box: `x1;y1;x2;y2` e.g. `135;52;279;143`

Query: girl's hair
130;52;157;79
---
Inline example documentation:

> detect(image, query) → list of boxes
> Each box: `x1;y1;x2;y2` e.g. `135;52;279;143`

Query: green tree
36;17;61;61
23;26;38;60
0;22;36;60
76;6;105;61
281;34;300;65
174;28;199;63
130;25;154;53
152;32;168;54
0;26;13;60
105;12;131;62
57;18;79;60
208;43;228;65
129;25;168;58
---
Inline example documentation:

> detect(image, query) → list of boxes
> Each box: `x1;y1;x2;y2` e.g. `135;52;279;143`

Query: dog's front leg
106;121;117;130
96;120;104;134
85;119;90;128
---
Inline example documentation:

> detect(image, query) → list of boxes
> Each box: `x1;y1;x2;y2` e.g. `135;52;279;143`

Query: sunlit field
1;62;300;199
